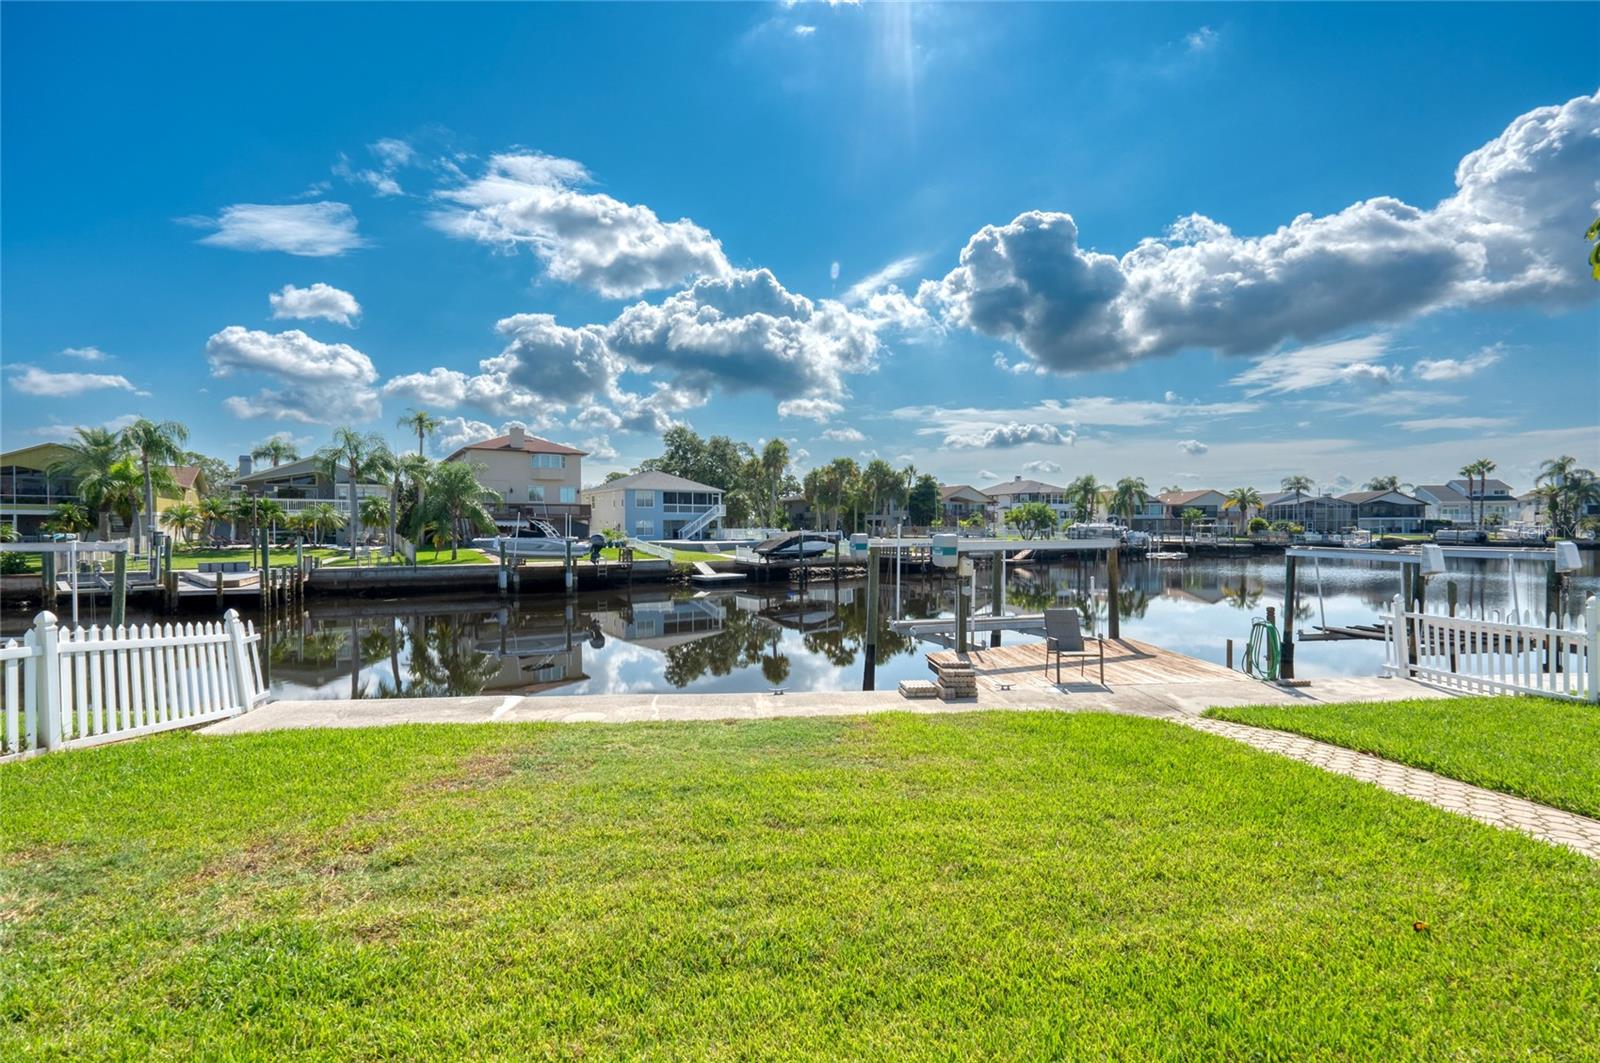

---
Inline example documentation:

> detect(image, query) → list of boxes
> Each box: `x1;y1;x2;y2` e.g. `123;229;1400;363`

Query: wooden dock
927;638;1240;693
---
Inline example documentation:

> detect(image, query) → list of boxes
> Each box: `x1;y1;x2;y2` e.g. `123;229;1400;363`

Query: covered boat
753;531;834;558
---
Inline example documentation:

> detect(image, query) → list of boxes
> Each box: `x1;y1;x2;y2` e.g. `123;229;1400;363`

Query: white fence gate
1;609;267;760
1381;593;1599;702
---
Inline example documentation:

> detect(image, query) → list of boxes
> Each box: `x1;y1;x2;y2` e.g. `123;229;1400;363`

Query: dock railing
1;609;267;760
1381;593;1598;702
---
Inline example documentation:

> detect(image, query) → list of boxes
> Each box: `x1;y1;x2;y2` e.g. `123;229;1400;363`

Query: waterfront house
2;441;205;538
939;484;992;526
1260;490;1354;534
1336;489;1428;533
982;477;1072;526
781;493;813;529
443;426;588;535
1414;477;1518;526
581;470;724;540
1131;489;1232;533
231;456;388;544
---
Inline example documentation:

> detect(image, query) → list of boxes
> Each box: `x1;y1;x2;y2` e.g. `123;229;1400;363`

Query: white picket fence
1381;593;1599;702
1;609;267;760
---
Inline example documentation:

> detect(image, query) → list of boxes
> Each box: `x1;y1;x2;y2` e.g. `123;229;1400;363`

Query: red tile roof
447;434;586;459
167;466;203;490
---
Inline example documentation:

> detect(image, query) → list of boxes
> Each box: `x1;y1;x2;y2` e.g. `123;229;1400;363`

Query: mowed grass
1206;696;1600;819
3;713;1598;1059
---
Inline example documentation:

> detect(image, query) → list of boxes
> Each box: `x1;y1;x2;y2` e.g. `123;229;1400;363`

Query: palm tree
257;499;287;546
1067;475;1100;522
304;502;345;546
46;502;92;536
410;461;500;559
317;428;391;558
251;438;300;468
160;502;203;544
1281;474;1314;495
397;408;444;457
1534;458;1599;538
1222;486;1264;532
120;418;188;554
48;427;126;539
199;496;232;544
1474;458;1497;528
99;458;145;537
760;438;789;528
359;495;390;545
1366;474;1402;492
1109;477;1148;525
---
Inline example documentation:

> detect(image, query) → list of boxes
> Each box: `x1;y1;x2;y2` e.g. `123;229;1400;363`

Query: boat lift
1279;542;1583;677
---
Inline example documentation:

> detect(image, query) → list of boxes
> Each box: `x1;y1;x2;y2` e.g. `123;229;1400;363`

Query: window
635;520;654;536
531;453;566;470
528;486;546;502
635;491;655;507
560;487;576;504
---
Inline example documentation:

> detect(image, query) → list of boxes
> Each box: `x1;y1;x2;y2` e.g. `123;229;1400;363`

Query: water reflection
237;552;1600;698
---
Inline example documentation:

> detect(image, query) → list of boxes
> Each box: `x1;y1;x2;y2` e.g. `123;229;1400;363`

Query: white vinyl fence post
1390;593;1408;678
223;609;255;713
1585;595;1599;704
33;611;62;751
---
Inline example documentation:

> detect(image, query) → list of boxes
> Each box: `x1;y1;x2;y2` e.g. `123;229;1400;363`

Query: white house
581;470;724;540
981;476;1073;526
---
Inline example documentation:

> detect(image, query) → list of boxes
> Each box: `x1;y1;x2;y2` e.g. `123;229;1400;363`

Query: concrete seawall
305;558;675;597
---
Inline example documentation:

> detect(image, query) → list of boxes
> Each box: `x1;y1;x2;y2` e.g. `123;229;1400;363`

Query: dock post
498;543;508;595
215;567;225;609
110;550;127;628
1281;554;1297;680
42;552;57;610
1106;546;1120;641
1226;638;1234;670
990;553;1004;648
863;546;879;690
563;539;575;595
955;559;969;655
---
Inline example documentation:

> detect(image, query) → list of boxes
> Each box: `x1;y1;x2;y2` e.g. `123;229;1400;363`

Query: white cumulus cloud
1413;345;1505;381
820;427;865;443
207;326;379;424
943;422;1074;449
269;282;362;326
8;366;143;397
1176;439;1209;455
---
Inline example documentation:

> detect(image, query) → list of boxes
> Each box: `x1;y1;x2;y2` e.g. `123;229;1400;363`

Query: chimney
1014;475;1022;482
508;424;526;450
238;455;253;477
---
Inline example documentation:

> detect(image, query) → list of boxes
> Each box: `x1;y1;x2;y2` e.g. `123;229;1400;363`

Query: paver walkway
1179;716;1600;860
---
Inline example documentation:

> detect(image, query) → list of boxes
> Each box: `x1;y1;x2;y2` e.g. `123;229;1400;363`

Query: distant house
981;477;1072;525
1132;489;1231;532
1336;489;1428;533
231;456;388;544
443;425;588;535
1414;477;1518;526
1;441;205;538
1260;490;1354;534
939;484;992;525
781;493;813;529
581;471;724;540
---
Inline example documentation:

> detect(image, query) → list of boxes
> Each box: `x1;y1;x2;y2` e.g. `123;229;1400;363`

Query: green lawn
1206;696;1600;819
319;547;493;567
3;713;1597;1059
169;546;343;570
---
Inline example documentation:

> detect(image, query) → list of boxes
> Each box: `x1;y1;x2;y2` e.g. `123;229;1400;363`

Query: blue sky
3;2;1597;493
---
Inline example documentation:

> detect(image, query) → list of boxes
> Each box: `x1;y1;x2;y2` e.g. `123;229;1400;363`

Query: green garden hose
1243;617;1281;681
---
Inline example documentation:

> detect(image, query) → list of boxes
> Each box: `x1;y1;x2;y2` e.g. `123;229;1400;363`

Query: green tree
907;474;940;526
257;499;287;545
1281;474;1314;494
159;502;203;543
397;408;444;457
1067;475;1101;522
46;502;93;536
1005;501;1058;540
359;495;391;543
759;438;790;528
317;428;392;558
1223;486;1264;530
199;496;232;544
411;461;500;559
1588;216;1600;282
48;427;128;539
1535;456;1600;538
120;418;188;553
1365;475;1402;492
304;502;345;546
1180;506;1205;543
1109;477;1148;525
251;437;299;468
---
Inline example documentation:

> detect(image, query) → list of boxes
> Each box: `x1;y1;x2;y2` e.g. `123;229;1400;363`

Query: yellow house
0;441;203;538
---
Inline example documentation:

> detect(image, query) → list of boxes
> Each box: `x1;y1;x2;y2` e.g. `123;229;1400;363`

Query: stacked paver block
928;656;978;701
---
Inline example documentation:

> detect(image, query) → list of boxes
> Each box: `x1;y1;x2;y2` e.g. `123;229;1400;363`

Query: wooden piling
990;554;1004;649
110;550;127;628
1106;546;1120;640
863;546;879;690
1281;554;1297;680
1446;580;1458;672
1225;638;1234;670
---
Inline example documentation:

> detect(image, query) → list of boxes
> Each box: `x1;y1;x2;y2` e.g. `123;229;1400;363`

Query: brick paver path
1180;716;1600;860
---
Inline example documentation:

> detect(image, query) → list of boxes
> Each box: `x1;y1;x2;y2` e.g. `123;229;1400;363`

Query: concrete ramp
691;561;745;584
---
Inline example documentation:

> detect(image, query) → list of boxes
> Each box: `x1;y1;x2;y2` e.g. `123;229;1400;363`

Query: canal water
8;554;1596;700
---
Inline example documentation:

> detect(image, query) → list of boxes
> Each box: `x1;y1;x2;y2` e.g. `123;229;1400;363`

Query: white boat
1148;550;1188;560
473;519;576;558
754;531;834;558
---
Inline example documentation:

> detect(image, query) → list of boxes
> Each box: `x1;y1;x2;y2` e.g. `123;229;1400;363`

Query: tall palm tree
48;427;127;539
1068;474;1101;522
760;437;789;528
1474;458;1497;528
251;438;300;468
317;428;392;558
159;502;203;544
410;461;500;559
1109;477;1148;525
1281;474;1314;495
397;408;444;457
121;418;188;554
1223;486;1264;530
1366;474;1403;492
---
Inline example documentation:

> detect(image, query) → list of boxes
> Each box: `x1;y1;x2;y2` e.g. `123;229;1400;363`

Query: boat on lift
753;531;835;558
473;517;576;558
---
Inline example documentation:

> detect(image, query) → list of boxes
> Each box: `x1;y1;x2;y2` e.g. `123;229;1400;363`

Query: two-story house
1414;477;1518;526
1260;490;1354;534
443;426;588;535
1130;489;1231;533
981;477;1072;526
939;484;992;526
2;441;206;539
231;456;388;544
1336;489;1428;533
581;470;724;540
